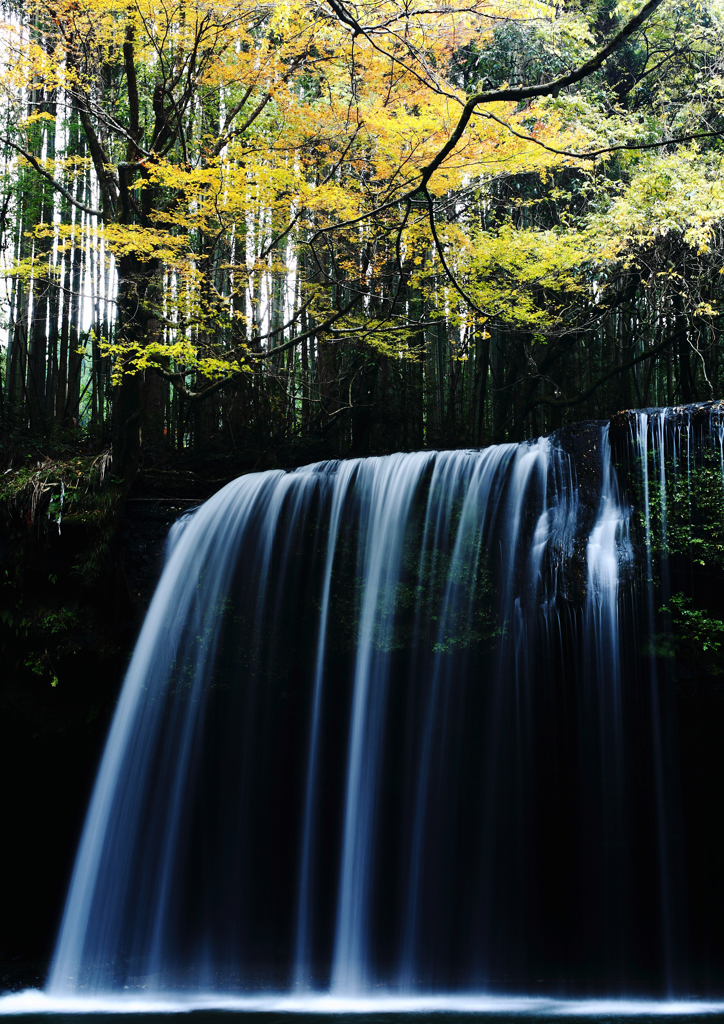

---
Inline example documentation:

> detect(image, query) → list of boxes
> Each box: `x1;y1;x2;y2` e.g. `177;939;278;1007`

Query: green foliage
0;448;115;531
0;597;83;688
660;592;724;677
633;441;724;568
0;441;123;695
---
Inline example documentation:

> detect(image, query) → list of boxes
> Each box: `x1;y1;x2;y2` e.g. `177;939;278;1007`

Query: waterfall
46;407;724;999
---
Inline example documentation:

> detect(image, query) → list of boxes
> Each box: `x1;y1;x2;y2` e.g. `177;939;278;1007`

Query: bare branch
478;109;723;161
1;138;103;218
413;0;668;195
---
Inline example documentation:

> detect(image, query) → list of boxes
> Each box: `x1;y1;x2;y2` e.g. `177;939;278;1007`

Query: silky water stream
5;407;724;1019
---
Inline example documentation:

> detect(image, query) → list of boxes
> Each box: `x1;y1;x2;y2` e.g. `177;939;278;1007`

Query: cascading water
45;406;724;1001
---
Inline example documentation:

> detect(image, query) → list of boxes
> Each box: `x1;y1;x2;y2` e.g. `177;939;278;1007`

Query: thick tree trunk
112;253;160;481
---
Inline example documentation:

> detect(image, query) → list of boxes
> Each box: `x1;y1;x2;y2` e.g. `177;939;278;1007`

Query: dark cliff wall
0;496;192;985
0;436;337;984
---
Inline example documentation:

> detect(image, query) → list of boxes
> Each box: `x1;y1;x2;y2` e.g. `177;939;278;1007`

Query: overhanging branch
412;0;667;195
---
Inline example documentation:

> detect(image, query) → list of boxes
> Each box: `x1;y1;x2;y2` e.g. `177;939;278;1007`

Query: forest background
1;0;722;479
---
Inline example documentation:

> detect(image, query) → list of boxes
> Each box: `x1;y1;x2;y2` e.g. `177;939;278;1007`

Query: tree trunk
112;252;160;480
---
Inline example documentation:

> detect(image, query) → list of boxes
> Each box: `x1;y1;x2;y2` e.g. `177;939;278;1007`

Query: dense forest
0;0;722;475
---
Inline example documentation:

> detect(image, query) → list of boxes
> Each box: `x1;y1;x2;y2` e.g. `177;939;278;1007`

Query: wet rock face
546;403;724;608
610;399;724;471
119;498;201;611
549;420;607;605
609;399;724;458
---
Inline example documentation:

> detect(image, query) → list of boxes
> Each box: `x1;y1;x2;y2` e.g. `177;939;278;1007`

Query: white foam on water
3;991;724;1016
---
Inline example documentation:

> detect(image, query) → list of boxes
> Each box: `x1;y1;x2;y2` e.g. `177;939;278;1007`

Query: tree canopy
0;0;723;470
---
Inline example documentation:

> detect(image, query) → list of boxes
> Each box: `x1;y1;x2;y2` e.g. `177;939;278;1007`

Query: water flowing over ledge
32;404;724;1003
